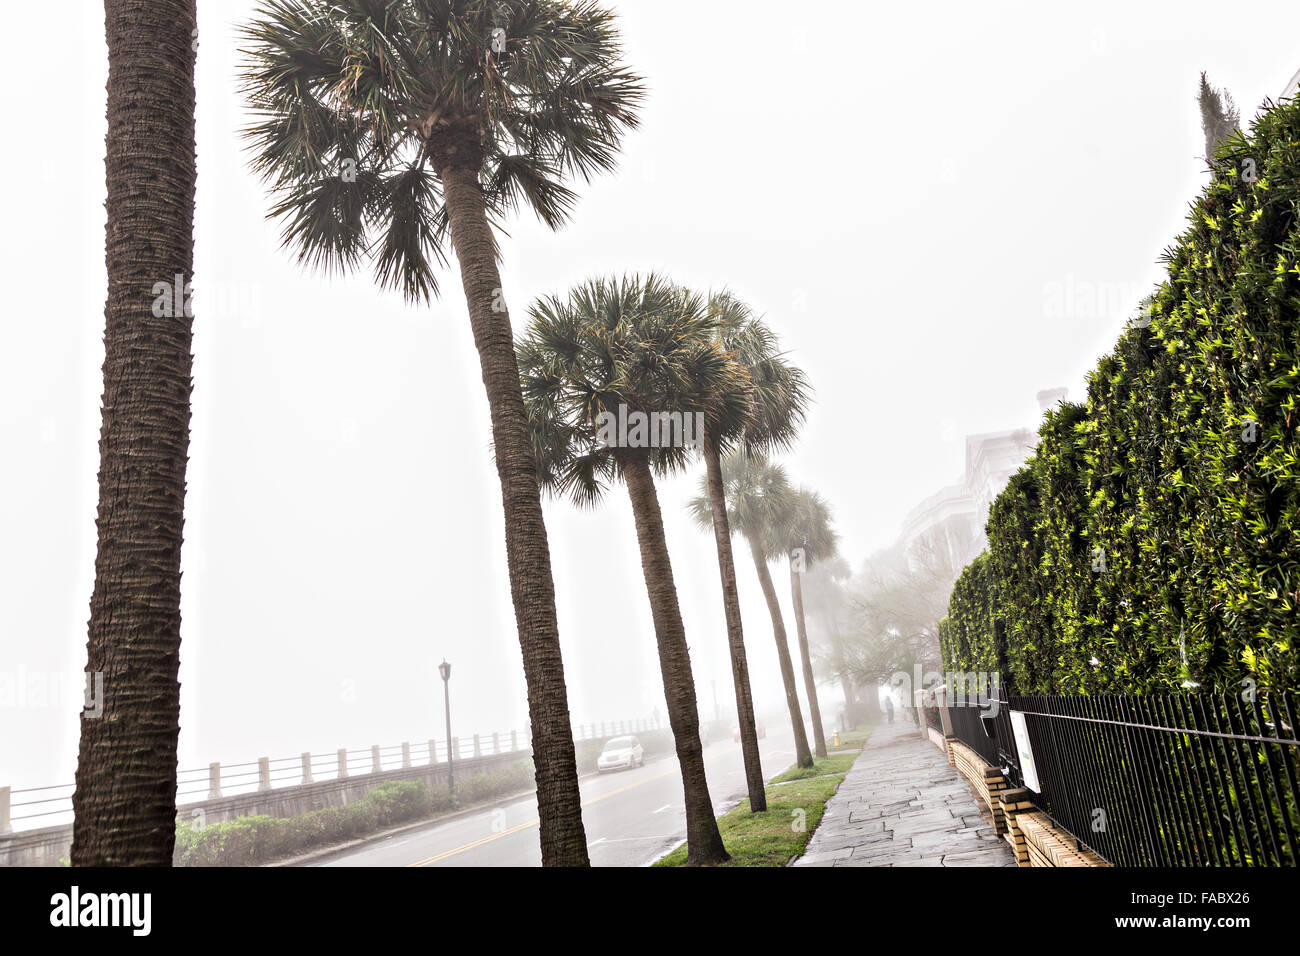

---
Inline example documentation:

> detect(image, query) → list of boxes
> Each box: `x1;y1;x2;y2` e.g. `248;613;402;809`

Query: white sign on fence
1008;710;1042;793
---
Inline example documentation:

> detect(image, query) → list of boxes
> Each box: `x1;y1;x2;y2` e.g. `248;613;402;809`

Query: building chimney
1036;387;1068;413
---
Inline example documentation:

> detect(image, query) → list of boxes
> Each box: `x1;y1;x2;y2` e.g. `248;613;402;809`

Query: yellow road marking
406;768;677;867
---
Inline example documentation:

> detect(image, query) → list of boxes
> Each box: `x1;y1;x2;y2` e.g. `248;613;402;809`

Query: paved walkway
793;719;1015;867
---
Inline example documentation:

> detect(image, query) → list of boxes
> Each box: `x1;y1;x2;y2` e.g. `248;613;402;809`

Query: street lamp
439;659;454;798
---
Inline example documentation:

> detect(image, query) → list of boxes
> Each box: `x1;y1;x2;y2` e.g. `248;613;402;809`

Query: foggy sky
3;1;1298;792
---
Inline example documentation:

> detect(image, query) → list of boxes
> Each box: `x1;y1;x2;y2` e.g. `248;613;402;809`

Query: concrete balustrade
208;763;222;800
0;748;531;867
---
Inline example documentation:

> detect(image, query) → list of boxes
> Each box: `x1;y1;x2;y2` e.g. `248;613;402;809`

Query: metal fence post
371;745;382;774
451;736;459;760
428;738;438;764
258;757;271;792
301;752;313;784
337;748;349;779
473;734;481;758
511;730;518;752
207;762;222;800
0;786;11;835
401;742;411;768
491;732;499;755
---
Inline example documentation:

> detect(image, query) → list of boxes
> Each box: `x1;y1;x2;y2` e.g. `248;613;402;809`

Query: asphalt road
312;724;799;867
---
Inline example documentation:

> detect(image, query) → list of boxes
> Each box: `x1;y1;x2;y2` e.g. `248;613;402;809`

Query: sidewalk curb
648;730;878;867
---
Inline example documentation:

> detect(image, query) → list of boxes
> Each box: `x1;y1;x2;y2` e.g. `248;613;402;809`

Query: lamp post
439;659;454;798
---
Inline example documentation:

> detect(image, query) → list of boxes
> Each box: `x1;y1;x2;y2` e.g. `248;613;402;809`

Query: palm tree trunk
789;565;827;757
622;454;729;864
746;536;814;768
702;436;766;811
71;0;197;866
438;161;587;867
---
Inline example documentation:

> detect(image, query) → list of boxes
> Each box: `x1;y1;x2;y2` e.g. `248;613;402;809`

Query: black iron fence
944;686;1299;867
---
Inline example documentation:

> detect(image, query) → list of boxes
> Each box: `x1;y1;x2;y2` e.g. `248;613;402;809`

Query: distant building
899;389;1064;567
1284;67;1300;100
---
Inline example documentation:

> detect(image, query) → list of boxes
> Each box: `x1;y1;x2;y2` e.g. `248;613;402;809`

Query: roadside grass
829;726;874;751
770;751;858;782
654;753;856;867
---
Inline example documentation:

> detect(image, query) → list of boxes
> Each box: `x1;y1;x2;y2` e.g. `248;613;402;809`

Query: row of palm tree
73;0;841;866
77;0;642;868
518;274;841;863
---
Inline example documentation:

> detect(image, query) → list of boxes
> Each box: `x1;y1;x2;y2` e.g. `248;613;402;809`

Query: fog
3;0;1298;794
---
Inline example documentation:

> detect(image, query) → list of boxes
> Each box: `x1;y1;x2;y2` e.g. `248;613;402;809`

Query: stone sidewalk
792;719;1015;867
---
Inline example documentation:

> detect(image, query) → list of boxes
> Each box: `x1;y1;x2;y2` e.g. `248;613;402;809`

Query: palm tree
775;488;837;758
518;274;737;864
71;0;198;866
692;453;814;768
239;0;644;866
688;293;809;811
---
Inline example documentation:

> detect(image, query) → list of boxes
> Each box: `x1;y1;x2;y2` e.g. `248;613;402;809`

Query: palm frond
239;0;645;302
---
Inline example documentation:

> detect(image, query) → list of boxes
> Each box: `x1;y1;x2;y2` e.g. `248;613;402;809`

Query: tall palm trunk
438;160;587;867
71;0;197;866
745;537;814;768
789;565;827;757
702;436;766;811
622;454;729;864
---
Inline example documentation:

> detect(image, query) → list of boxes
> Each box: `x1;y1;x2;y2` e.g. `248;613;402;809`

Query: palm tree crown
689;451;794;556
777;487;838;570
518;274;747;502
703;292;810;453
240;0;645;299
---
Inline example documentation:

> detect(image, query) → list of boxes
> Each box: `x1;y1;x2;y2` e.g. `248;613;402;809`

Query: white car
596;735;644;772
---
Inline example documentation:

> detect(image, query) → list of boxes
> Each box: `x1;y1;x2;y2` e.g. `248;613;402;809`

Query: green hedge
941;95;1300;694
937;554;998;675
174;761;535;866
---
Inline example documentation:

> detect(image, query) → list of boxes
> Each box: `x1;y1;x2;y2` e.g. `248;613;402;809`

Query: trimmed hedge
937;554;998;675
174;761;534;866
941;95;1300;694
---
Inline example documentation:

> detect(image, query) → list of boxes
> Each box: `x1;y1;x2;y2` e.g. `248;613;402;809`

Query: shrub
174;763;534;866
942;95;1300;694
